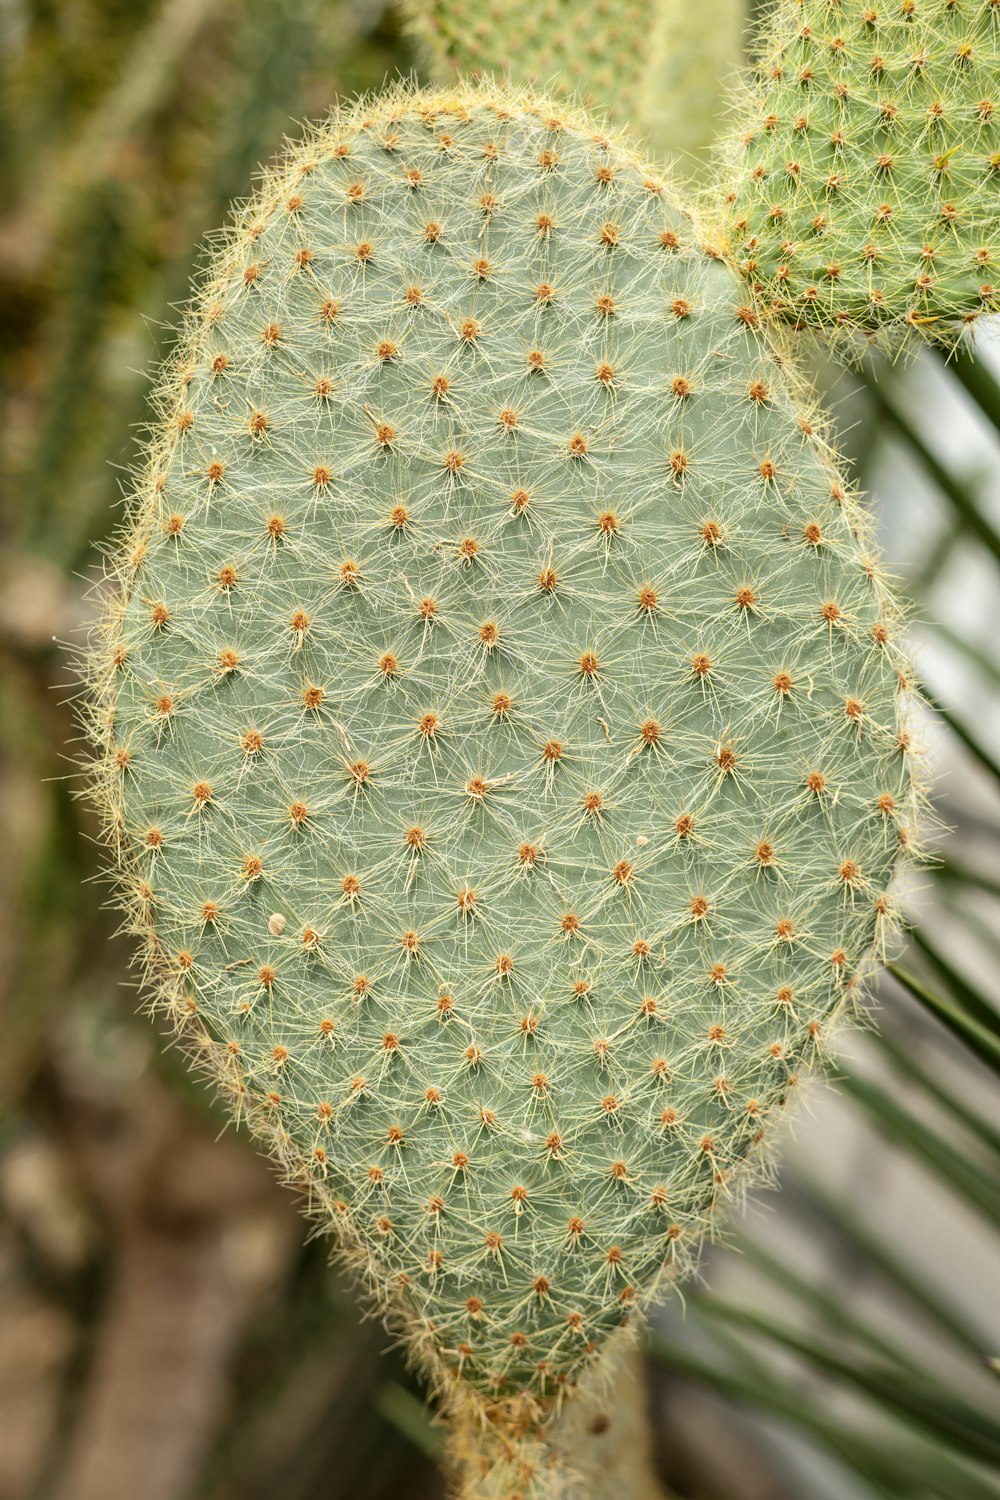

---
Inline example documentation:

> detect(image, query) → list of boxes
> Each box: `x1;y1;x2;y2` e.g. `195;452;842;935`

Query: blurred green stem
886;966;1000;1072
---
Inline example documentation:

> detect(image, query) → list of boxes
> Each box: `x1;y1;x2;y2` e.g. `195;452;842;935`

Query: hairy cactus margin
82;82;920;1497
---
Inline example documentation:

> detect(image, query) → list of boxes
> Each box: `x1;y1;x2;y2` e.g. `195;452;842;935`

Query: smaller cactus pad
727;0;1000;335
91;85;915;1419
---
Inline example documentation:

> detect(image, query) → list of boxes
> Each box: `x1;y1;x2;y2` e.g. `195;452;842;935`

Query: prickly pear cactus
89;84;916;1493
727;0;1000;336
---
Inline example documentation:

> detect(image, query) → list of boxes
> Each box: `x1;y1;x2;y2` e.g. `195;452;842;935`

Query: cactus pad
91;86;914;1421
727;0;1000;336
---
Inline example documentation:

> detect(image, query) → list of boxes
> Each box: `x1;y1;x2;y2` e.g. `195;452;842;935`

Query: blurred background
1;2;998;1498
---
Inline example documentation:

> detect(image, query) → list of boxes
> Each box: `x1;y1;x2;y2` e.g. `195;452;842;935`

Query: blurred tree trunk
49;1078;298;1500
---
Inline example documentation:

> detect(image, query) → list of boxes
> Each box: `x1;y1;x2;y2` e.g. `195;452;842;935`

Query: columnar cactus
641;0;748;169
400;0;657;119
87;79;922;1494
401;0;747;169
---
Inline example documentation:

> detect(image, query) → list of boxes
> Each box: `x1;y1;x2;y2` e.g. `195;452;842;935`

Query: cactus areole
88;85;919;1492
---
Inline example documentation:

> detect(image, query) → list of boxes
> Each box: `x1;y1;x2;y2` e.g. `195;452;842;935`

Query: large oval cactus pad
92;86;915;1406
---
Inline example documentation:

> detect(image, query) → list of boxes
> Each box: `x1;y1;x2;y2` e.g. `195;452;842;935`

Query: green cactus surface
726;0;1000;337
89;81;916;1471
400;0;657;127
401;0;746;172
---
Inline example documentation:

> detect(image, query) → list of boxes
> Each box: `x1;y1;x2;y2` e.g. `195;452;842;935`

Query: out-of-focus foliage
0;4;997;1500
